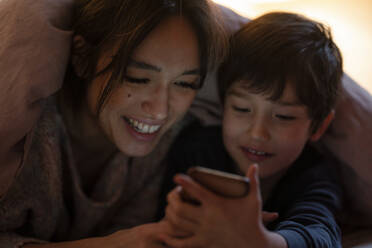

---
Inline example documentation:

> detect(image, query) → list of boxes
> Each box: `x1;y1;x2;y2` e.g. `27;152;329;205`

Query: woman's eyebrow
182;68;200;75
128;59;161;72
128;59;200;75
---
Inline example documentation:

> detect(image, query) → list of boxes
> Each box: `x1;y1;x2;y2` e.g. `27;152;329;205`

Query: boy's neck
261;169;288;204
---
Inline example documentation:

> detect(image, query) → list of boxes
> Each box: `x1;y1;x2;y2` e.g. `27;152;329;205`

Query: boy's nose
248;119;270;142
141;85;169;120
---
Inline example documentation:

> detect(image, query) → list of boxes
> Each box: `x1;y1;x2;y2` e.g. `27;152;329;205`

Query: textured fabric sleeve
0;233;47;248
272;162;343;248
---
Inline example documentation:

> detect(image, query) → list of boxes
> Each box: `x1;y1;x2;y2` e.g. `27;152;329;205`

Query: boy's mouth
240;146;274;163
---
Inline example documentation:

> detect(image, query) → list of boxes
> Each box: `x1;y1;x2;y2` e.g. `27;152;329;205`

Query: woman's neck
58;92;122;194
58;92;118;166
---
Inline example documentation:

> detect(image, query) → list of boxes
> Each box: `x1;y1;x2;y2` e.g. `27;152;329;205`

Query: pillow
0;0;73;197
322;74;372;227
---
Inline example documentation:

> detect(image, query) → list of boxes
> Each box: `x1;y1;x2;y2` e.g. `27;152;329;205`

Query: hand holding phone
180;166;250;204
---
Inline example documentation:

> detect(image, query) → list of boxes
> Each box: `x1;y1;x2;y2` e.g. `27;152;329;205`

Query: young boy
158;12;343;248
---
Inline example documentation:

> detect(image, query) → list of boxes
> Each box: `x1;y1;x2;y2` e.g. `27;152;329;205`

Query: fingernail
174;174;190;184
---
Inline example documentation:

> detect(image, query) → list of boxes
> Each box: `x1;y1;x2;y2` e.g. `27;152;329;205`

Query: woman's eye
276;114;296;121
174;81;199;90
124;75;149;84
232;105;251;113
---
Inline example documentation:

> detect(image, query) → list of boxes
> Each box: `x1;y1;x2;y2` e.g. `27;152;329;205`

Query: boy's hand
161;164;281;248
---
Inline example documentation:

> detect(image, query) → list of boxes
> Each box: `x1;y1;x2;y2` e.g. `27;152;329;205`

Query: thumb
262;211;279;225
246;164;261;199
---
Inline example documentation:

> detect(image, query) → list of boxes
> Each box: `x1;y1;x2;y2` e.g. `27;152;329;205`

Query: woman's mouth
124;117;161;134
241;146;274;163
123;117;163;141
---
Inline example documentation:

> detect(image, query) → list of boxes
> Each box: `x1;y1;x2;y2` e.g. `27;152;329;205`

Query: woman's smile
122;116;163;142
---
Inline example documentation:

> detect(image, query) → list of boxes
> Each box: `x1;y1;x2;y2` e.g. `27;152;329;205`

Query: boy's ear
71;35;90;78
309;110;335;142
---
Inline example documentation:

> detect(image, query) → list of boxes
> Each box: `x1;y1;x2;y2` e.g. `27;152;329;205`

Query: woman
0;0;226;247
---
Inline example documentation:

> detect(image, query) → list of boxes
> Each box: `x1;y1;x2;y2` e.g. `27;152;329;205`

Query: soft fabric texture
0;0;73;198
0;100;182;247
160;125;343;248
320;74;372;227
0;0;371;246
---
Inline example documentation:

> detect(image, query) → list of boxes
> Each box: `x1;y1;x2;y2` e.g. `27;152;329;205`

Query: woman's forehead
129;16;200;72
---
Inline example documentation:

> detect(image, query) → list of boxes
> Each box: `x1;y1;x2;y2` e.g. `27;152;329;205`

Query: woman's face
86;16;200;156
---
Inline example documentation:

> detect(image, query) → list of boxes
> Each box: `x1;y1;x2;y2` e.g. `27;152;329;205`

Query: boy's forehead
227;82;249;97
227;80;256;97
228;80;304;106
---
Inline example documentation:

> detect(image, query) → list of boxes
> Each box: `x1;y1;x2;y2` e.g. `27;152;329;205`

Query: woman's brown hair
63;0;227;114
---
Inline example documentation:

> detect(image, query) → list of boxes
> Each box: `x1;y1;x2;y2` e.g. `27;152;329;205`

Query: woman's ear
71;35;90;78
309;109;335;142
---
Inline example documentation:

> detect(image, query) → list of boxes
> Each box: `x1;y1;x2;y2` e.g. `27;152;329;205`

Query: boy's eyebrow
228;88;304;107
227;88;248;98
275;100;304;107
128;59;200;75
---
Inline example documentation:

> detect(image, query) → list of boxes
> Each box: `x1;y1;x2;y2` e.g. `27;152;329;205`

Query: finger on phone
173;174;213;205
262;211;279;225
165;205;197;235
166;187;202;221
246;164;260;196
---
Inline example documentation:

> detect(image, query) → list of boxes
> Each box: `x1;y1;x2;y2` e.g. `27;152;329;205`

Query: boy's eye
124;75;149;84
174;81;199;90
276;114;296;121
232;105;251;113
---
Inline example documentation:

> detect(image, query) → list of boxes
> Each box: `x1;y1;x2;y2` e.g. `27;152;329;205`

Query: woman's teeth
126;118;161;134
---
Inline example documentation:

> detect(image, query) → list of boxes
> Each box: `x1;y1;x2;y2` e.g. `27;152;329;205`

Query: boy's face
222;81;314;178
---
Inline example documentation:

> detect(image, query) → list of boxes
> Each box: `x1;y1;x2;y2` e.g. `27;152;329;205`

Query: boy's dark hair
218;12;343;132
63;0;227;114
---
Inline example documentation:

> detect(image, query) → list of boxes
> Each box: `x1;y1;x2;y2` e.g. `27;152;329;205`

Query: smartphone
180;166;250;204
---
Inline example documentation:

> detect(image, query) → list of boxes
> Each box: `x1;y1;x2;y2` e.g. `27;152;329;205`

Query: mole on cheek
127;94;131;98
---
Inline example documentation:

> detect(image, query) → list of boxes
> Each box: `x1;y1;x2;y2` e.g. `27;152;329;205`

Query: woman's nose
141;84;169;120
